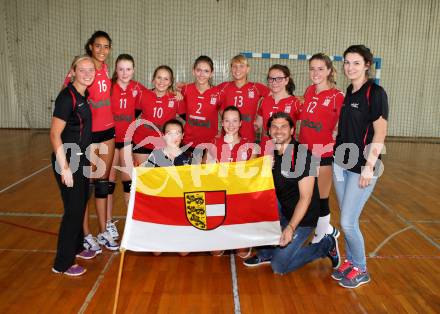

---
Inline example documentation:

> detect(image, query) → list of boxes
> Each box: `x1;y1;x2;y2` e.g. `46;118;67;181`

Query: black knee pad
122;180;132;193
108;181;116;195
320;197;330;216
95;179;109;198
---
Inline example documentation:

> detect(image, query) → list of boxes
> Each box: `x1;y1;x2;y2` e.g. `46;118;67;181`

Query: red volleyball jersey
181;83;221;147
258;95;301;142
299;85;344;158
132;90;182;150
210;135;253;162
111;80;145;143
218;81;269;143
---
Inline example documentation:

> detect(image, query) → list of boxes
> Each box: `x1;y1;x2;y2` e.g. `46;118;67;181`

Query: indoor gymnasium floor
0;129;438;313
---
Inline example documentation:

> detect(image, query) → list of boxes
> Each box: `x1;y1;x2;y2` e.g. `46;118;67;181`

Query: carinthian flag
121;156;281;252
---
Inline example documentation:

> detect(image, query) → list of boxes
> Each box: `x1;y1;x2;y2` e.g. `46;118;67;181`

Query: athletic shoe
339;267;371;288
243;255;271;267
326;233;341;269
83;234;102;254
52;264;87;277
331;260;353;281
311;225;340;244
76;249;97;260
97;231;119;251
106;220;119;240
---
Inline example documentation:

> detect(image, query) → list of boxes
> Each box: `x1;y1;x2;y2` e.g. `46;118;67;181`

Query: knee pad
95;179;109;198
108;182;116;195
122;180;132;193
320;198;330;216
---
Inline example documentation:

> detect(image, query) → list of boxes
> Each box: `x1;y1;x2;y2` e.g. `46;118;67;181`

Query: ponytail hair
268;64;295;95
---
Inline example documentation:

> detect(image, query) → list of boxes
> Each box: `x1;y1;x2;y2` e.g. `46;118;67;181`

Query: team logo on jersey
132;90;138;97
284;106;291;113
248;90;255;99
168;100;175;108
210;97;217;105
351;103;359;109
323;98;331;107
184;191;226;230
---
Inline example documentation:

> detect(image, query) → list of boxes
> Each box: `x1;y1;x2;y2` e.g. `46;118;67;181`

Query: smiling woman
50;55;95;276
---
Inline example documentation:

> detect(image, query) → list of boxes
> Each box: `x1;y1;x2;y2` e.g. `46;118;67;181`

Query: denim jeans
257;209;333;274
333;163;377;271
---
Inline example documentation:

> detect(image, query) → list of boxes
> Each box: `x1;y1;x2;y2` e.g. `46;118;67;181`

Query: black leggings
52;154;89;272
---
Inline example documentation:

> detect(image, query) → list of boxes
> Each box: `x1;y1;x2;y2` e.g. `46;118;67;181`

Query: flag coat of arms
121;156;281;252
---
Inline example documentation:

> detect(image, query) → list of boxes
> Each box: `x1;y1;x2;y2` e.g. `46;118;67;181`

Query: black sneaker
327;233;341;269
243;256;271;267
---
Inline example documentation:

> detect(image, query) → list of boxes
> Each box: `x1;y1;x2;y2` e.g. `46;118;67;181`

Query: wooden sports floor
0;130;438;314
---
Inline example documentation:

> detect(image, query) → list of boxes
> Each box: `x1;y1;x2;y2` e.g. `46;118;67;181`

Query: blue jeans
333;163;377;271
257;211;333;274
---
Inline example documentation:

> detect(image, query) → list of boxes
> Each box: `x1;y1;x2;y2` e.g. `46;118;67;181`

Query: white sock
311;214;331;243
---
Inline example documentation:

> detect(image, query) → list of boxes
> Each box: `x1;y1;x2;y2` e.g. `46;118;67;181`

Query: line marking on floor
78;252;117;314
229;254;241;314
0;164;51;194
369;226;413;257
371;195;440;250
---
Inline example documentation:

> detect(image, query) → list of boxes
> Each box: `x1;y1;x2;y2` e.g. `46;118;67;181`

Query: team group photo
0;0;439;313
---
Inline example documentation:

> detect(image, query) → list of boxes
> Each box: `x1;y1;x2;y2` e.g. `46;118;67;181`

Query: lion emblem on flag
184;191;226;230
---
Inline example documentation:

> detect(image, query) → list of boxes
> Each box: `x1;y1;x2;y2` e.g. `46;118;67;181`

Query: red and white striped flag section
121;156;281;252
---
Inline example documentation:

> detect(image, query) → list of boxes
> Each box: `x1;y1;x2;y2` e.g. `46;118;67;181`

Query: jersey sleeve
255;83;270;98
133;82;147;110
53;90;73;122
369;85;389;121
216;82;229;110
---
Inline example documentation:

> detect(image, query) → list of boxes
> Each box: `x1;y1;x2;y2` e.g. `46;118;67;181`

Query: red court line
0;219;58;236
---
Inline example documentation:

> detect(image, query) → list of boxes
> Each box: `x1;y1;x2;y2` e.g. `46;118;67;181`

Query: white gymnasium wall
0;0;439;137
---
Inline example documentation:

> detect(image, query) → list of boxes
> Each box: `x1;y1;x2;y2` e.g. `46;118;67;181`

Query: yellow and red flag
121;156;281;252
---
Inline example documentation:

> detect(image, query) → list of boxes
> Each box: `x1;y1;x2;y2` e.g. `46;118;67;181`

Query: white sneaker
83;234;102;254
97;231;119;251
106;220;119;240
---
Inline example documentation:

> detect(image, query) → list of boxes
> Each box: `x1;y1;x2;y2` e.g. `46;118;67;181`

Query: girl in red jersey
256;64;301;145
299;53;345;244
180;56;222;162
206;106;256;258
217;55;270;143
106;54;145;241
132;65;182;166
82;31;118;251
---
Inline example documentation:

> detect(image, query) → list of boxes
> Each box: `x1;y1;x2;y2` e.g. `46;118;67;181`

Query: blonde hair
70;55;93;71
230;54;249;67
69;55;94;82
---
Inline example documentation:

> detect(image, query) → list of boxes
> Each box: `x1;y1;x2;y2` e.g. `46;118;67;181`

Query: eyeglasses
267;76;287;83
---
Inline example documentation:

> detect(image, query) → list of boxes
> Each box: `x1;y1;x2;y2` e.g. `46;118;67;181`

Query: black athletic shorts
320;156;334;166
115;141;132;150
132;144;153;154
92;127;115;144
